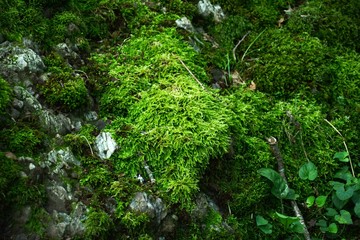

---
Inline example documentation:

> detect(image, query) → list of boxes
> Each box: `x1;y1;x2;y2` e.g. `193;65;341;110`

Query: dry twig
267;136;311;240
232;31;250;61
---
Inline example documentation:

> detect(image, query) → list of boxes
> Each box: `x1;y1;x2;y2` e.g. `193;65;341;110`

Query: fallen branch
232;31;250;61
267;136;311;240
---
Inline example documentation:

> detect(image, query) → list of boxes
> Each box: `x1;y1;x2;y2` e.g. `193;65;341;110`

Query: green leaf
258;168;281;183
325;208;338;217
316;219;327;227
275;212;299;228
256;215;272;234
256;215;269;226
334;167;352;181
259;168;295;199
335;210;353;224
330;181;344;191
327;223;338;234
290;221;305;233
315;195;327;208
354;202;360;218
352;191;360;204
333;151;349;162
299;161;318;181
336;185;355;200
332;192;349;209
306;196;315;207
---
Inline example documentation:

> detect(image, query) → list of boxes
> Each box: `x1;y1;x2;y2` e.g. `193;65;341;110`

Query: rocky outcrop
12;86;73;135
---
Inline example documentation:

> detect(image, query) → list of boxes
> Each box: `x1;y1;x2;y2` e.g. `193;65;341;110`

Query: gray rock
12;98;24;109
192;193;233;234
160;214;178;234
54;43;79;61
94;132;118;160
176;17;196;33
84;111;98;121
11;108;21;119
46;202;86;239
42;148;80;175
0;41;45;75
47;184;70;212
129;192;167;225
13;86;73;135
198;0;225;22
14;86;42;111
40;109;73;135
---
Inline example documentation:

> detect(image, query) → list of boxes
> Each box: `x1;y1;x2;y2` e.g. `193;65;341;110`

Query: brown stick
267;136;311;240
232;31;251;61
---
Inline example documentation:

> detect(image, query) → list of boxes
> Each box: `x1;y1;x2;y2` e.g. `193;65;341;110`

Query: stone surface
42;148;80;175
55;43;79;61
176;17;196;33
94;132;118;160
46;202;86;239
198;0;225;22
46;183;71;212
129;192;167;225
13;86;73;135
0;41;45;78
84;111;98;121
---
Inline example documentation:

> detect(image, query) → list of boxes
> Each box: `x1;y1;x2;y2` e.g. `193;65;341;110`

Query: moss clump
84;207;114;240
0;77;11;112
243;29;327;99
64;124;97;155
0;126;43;155
40;67;88;112
93;27;232;210
285;0;360;51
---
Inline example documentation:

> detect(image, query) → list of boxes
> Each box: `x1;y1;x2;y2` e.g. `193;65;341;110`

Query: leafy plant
258;168;297;200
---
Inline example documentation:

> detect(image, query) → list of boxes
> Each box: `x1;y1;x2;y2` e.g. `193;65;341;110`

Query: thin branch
324;119;355;177
267;137;311;240
179;59;206;90
232;31;250;61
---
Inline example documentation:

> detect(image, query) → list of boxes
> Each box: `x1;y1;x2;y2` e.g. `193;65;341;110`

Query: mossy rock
94;27;232;210
40;68;88;112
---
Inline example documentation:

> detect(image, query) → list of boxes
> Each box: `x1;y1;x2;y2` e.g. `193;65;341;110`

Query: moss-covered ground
1;0;360;239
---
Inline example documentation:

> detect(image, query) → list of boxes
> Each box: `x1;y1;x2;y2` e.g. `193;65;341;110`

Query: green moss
0;77;11;112
64;124;97;155
84;207;114;240
243;29;328;99
94;27;233;210
40;68;88;112
0;126;43;155
285;0;360;51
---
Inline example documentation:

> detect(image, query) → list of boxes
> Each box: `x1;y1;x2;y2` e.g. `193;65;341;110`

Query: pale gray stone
94;132;118;160
198;0;225;22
